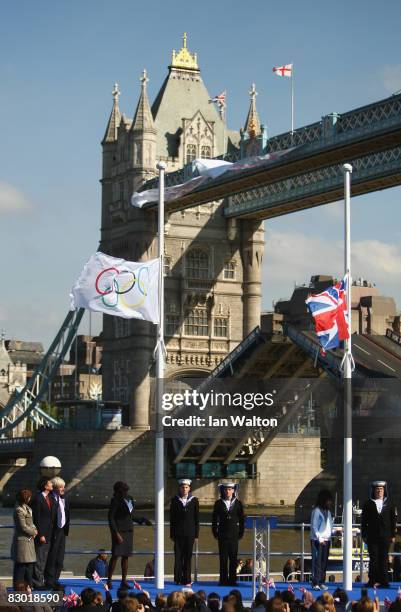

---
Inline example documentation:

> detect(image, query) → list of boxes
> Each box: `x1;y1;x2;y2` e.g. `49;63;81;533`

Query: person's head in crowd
14;581;31;593
389;601;401;612
302;590;315;610
136;592;151;611
0;582;8;600
310;603;325;612
196;591;206;603
113;481;129;498
332;589;348;606
319;592;335;612
155;594;167;611
123;598;139;612
222;604;235;612
117;587;129;601
80;588;97;606
183;593;206;612
37;476;53;493
266;597;285;612
167;591;186;610
282;591;295;605
253;591;267;609
354;598;375;612
229;589;244;611
16;489;32;505
94;591;103;606
207;593;221;612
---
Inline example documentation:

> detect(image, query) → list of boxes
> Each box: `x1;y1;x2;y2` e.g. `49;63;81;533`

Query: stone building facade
99;35;265;426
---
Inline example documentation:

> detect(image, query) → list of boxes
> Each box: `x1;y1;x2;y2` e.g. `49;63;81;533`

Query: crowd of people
2;579;401;612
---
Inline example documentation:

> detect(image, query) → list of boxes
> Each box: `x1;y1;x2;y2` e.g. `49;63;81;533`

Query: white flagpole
291;63;294;134
342;163;353;591
155;161;166;589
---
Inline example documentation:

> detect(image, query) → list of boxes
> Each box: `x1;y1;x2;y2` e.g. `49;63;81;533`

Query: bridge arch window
187;249;209;279
166;314;180;336
186;144;197;164
184;307;208;336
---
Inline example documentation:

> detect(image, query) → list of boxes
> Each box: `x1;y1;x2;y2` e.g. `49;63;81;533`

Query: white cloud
0;181;33;213
262;229;401;307
381;64;401;94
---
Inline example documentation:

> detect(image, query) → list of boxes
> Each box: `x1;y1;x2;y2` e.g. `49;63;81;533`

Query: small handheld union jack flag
131;578;143;591
92;570;103;584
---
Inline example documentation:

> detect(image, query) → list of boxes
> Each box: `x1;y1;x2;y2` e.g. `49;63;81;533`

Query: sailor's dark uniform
170;492;199;584
212;484;245;586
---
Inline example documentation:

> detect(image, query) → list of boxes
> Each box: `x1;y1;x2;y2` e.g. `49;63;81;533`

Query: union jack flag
92;570;102;584
287;584;295;593
66;591;79;608
210;91;226;107
131;578;143;591
305;276;350;354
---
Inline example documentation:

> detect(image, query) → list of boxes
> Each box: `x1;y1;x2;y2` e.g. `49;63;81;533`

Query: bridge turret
240;83;267;157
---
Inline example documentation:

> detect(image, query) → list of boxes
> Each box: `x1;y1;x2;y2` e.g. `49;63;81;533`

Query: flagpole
342;163;353;591
291;62;294;134
155;161;166;589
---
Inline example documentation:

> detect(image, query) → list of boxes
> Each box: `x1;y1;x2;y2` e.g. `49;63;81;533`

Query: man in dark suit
362;480;397;588
31;477;56;589
170;478;199;586
45;477;70;588
212;481;245;586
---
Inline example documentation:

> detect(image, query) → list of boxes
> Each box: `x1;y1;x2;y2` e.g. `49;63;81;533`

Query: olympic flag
70;252;160;324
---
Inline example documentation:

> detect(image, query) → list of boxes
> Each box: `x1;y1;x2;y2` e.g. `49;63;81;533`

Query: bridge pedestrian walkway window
200;145;211;159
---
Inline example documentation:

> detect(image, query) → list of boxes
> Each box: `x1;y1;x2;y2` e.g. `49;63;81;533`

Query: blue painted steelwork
0;308;84;434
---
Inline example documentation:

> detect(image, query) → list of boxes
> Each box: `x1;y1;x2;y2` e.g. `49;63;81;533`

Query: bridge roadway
140;93;401;219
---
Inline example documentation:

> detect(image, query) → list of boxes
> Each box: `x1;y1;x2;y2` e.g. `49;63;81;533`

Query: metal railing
1;519;400;585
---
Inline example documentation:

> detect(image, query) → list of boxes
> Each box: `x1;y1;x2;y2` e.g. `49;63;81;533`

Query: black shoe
379;583;390;588
120;581;131;589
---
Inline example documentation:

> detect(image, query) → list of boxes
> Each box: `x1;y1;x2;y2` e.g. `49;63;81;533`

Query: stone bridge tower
99;35;265;427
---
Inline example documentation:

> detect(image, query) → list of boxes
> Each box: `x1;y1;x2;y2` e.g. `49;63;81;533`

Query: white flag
70;252;159;324
272;63;293;77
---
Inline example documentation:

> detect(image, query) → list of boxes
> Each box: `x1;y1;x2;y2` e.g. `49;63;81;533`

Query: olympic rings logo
95;266;150;310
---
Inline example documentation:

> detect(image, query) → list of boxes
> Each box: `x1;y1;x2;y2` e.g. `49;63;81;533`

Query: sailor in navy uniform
362;480;397;588
170;479;199;586
212;481;245;586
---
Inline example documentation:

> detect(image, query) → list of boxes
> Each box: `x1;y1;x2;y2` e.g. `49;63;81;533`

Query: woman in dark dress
107;481;151;588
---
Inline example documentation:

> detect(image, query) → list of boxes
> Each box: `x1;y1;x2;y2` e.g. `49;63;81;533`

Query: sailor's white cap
218;481;236;488
178;479;192;486
372;480;386;487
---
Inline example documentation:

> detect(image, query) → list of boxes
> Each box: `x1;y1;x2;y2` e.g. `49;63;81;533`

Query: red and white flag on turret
273;64;293;77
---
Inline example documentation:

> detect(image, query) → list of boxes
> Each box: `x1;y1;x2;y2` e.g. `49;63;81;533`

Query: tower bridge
2;35;401;506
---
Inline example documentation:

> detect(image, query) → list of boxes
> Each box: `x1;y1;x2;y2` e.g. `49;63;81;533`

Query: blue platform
59;578;401;604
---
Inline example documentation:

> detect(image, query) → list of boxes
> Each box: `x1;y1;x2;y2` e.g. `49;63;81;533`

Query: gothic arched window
186;144;197;164
184;308;208;336
187;249;209;279
201;145;211;159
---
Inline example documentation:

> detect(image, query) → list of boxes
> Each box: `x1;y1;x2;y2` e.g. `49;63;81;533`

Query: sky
1;0;401;349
